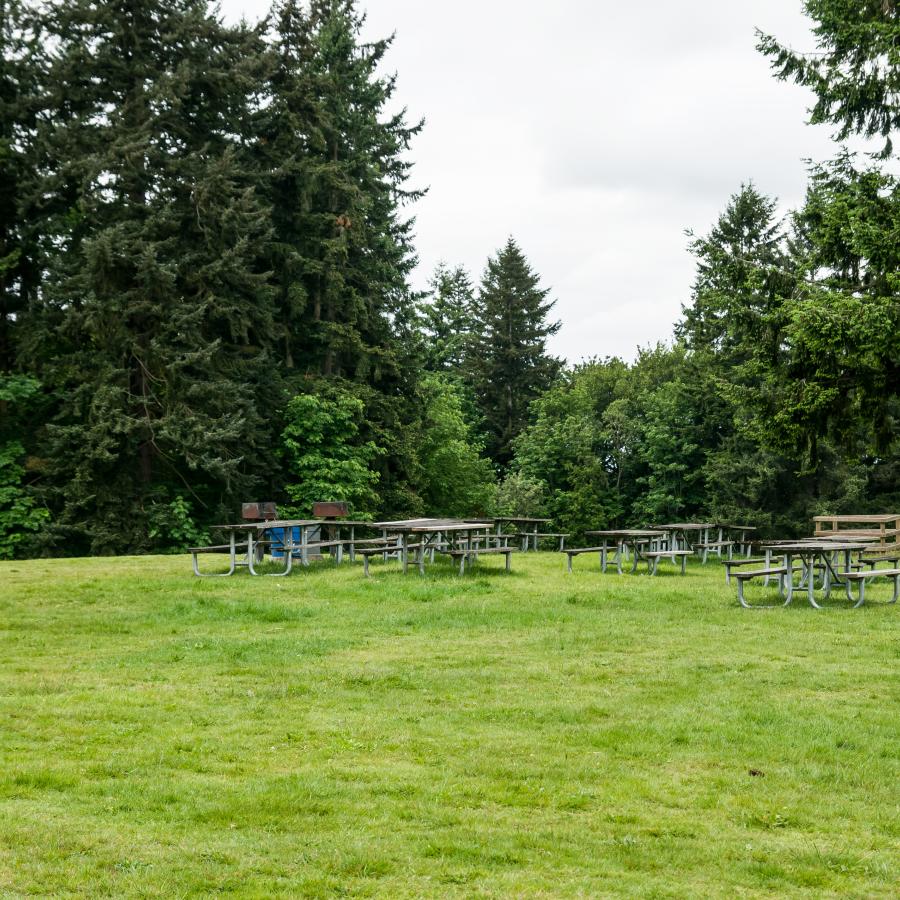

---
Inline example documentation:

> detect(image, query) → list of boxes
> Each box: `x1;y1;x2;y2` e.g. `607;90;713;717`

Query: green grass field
0;552;897;897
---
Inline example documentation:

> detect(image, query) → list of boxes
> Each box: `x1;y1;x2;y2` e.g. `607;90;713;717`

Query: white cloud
218;0;850;361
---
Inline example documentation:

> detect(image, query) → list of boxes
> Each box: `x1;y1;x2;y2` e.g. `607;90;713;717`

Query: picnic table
193;518;376;577
584;529;668;573
718;523;757;557
480;516;552;551
652;522;717;550
374;518;495;574
749;541;871;608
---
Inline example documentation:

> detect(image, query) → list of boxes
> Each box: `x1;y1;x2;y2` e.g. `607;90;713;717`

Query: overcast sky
219;0;836;362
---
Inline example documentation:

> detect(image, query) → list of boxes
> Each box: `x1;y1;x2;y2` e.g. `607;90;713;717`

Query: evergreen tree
258;0;422;382
678;184;792;372
778;155;900;457
259;0;425;515
469;238;561;466
420;262;476;372
757;1;900;156
0;0;42;374
21;1;280;553
758;0;900;462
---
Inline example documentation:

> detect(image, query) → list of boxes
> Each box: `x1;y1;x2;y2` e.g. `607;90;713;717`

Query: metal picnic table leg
282;529;295;575
349;526;355;563
842;551;857;603
273;527;293;576
418;538;425;576
192;530;238;577
402;532;409;574
249;527;293;576
600;543;607;573
616;541;624;575
300;526;309;567
778;553;793;604
806;553;822;608
247;529;259;575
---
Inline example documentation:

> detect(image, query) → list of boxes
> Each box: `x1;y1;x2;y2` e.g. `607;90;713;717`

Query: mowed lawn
0;552;897;897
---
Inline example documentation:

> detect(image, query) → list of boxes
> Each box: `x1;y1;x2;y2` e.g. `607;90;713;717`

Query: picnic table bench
562;546;608;573
734;566;790;608
528;532;570;550
438;546;516;574
694;540;734;563
722;557;767;584
643;549;692;575
841;568;900;607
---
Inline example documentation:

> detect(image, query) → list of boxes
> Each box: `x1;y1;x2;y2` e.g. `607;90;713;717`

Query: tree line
1;0;898;557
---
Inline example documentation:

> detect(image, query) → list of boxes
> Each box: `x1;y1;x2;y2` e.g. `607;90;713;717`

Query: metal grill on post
314;502;348;556
241;502;277;521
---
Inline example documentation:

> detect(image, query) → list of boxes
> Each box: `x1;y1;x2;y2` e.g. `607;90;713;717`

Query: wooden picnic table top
653;523;716;530
485;517;552;524
373;518;493;533
764;541;871;553
374;517;470;529
215;519;371;531
409;522;492;534
762;536;878;545
213;520;319;530
585;529;666;538
718;524;757;531
316;520;373;527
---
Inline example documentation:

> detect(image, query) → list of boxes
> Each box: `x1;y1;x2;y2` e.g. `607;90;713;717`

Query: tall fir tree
258;0;422;381
258;0;425;514
420;262;475;372
678;183;792;372
0;0;42;375
757;1;900;156
780;156;900;457
20;0;281;553
758;3;900;464
469;238;561;466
